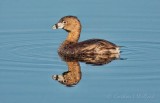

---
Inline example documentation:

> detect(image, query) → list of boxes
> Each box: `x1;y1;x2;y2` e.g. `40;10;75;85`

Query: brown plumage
52;16;120;57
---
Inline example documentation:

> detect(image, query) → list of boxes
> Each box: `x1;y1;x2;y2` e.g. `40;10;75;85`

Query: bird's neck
66;30;81;43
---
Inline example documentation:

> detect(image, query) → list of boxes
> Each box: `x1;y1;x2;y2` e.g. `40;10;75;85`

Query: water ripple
120;40;160;61
0;36;63;68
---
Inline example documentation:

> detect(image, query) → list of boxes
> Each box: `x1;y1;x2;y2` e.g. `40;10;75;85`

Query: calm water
0;0;160;103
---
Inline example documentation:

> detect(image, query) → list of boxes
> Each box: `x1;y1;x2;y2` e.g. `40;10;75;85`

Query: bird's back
58;39;120;57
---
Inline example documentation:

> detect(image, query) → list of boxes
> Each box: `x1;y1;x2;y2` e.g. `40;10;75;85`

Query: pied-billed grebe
52;16;120;56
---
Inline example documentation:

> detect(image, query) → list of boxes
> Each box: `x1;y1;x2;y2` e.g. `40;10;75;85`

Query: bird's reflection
52;53;120;87
53;61;81;86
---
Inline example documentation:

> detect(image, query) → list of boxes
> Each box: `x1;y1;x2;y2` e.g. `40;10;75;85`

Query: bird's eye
63;80;67;83
63;21;67;24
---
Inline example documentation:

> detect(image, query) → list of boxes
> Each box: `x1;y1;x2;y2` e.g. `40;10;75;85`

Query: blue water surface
0;0;160;103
